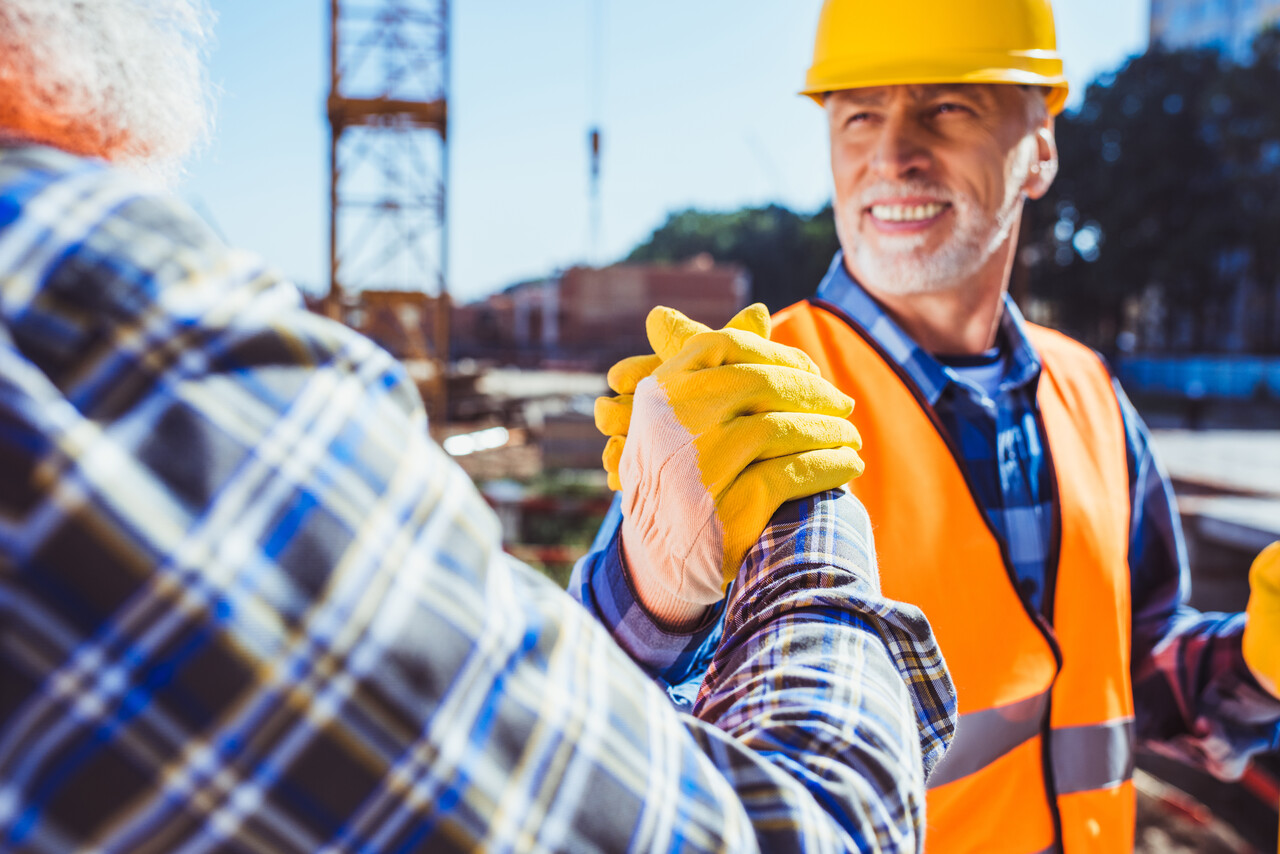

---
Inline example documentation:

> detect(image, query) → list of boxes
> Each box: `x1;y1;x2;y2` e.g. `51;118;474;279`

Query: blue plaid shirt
0;145;956;852
575;251;1280;781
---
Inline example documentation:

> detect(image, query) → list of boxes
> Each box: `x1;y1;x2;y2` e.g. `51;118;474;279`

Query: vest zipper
811;298;1069;850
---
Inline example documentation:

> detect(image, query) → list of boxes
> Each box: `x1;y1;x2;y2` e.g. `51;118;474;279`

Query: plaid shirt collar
813;250;1042;405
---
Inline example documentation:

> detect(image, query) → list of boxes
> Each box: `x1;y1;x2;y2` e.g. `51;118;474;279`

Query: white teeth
870;203;947;222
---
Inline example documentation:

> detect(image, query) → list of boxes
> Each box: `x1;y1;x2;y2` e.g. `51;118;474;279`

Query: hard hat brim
801;53;1070;115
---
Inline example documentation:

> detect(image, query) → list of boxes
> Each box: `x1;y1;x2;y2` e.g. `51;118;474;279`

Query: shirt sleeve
0;151;956;853
1118;380;1280;779
571;492;956;784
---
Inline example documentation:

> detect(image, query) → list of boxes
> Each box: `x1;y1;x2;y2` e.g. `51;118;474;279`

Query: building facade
452;258;750;370
1151;0;1280;57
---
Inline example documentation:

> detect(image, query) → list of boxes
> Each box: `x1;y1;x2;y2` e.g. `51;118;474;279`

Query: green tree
627;204;839;313
1026;33;1280;354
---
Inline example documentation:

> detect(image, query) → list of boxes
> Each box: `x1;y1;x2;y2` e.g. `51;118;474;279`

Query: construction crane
328;0;450;423
587;0;604;265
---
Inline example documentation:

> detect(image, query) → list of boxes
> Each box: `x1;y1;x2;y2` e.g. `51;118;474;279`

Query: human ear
1024;121;1058;199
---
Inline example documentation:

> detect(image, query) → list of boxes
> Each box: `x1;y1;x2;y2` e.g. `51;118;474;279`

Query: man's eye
935;103;971;116
845;112;873;126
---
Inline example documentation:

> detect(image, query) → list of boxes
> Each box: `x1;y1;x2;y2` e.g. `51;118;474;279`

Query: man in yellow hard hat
574;0;1280;851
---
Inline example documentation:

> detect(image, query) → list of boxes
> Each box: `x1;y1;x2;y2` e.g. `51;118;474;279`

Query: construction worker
0;1;958;851
576;0;1280;850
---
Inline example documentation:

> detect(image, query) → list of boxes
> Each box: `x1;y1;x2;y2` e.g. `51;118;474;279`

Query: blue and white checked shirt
575;250;1280;782
0;145;956;853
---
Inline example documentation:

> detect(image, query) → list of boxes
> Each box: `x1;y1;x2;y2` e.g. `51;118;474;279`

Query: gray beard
835;142;1034;296
839;199;1019;296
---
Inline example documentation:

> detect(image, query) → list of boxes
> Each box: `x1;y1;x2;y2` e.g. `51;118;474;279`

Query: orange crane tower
328;0;450;421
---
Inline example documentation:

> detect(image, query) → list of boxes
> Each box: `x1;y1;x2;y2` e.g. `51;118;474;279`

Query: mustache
851;180;957;210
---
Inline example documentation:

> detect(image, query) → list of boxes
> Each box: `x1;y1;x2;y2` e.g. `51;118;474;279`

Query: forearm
1120;383;1280;776
573;490;955;846
1134;606;1280;779
438;485;949;851
693;492;955;848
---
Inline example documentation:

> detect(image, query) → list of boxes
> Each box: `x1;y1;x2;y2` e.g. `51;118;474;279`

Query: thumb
647;306;712;361
607;353;663;395
723;303;771;340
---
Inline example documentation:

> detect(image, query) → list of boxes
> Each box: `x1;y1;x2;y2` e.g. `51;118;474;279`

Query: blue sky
183;1;1151;303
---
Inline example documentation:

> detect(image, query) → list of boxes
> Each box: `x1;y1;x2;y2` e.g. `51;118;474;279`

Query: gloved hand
594;304;864;626
595;305;770;491
1244;541;1280;697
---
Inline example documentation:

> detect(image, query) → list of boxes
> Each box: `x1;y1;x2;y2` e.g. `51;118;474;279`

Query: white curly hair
0;0;214;182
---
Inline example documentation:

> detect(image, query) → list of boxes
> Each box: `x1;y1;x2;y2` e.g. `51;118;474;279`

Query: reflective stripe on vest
929;692;1048;788
1051;719;1136;795
929;692;1135;794
771;299;1135;853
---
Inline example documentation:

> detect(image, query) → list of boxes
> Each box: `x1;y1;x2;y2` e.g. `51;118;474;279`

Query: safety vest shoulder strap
1027;323;1137;852
1023;323;1133;727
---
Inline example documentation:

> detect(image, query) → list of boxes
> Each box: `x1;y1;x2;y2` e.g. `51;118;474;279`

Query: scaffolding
328;0;450;420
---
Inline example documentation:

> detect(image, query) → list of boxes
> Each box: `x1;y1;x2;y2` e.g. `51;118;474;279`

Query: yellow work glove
1244;541;1280;697
595;305;771;491
595;304;864;626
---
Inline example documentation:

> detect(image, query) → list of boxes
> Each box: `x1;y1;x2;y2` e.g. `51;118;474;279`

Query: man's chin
848;253;970;297
862;277;959;298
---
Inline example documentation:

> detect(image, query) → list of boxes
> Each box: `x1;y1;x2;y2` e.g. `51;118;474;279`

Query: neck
854;211;1021;356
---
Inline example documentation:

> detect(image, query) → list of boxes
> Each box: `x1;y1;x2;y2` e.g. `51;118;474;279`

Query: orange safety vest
772;299;1136;854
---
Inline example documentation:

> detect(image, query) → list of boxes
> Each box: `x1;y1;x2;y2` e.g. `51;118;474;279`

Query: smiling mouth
868;202;951;223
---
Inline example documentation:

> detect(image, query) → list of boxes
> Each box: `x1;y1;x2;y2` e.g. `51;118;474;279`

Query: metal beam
329;0;450;422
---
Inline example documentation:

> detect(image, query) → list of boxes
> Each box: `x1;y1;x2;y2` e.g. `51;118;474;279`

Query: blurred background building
452;256;748;370
1151;0;1280;57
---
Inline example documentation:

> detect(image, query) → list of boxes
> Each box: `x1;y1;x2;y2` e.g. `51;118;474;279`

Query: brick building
453;256;749;370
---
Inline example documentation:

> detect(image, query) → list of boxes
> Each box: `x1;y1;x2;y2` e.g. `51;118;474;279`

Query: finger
663;364;855;427
647;306;712;361
695;413;863;494
607;470;622;492
727;447;867;512
662;328;821;375
723;303;771;340
594;394;634;437
726;411;862;457
607;354;662;395
602;434;626;475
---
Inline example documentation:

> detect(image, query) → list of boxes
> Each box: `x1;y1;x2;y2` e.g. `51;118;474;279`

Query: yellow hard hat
801;0;1070;116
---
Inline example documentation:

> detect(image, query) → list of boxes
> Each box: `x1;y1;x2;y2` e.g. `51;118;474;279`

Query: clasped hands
595;304;864;626
595;305;1280;696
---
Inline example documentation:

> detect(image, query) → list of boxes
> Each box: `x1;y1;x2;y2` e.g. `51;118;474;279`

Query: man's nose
870;113;932;180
